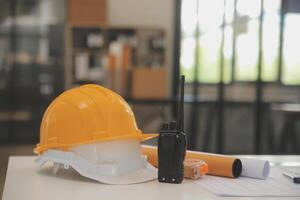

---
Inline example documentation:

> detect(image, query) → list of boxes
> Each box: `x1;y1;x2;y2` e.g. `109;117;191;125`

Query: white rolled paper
240;158;270;179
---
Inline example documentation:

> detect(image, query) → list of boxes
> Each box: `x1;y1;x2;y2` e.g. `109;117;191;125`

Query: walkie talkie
158;75;187;184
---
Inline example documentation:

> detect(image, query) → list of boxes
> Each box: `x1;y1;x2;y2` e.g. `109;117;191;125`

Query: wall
107;0;175;96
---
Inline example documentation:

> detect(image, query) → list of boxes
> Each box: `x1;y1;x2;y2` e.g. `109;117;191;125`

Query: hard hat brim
90;162;157;184
36;149;158;184
34;133;158;154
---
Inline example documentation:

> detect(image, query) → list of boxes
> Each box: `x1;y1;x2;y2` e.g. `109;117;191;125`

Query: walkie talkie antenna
178;75;185;132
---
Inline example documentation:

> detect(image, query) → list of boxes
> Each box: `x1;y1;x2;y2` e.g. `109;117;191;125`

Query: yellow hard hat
34;84;158;154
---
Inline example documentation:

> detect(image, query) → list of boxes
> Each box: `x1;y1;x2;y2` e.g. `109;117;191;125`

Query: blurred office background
1;1;300;192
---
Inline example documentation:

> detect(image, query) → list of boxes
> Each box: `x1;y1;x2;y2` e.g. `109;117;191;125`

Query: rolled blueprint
142;145;242;178
240;158;270;179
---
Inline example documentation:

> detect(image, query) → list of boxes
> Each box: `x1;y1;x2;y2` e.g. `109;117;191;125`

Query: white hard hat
36;139;157;184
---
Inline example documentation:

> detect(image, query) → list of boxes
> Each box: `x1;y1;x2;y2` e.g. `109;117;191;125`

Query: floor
0;144;34;198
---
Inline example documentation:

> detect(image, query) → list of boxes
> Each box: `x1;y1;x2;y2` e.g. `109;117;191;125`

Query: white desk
2;155;300;200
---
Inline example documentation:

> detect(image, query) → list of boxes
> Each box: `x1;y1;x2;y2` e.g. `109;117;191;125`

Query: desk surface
2;155;300;200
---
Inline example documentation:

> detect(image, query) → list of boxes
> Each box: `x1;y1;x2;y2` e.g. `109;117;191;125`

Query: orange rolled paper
141;145;242;178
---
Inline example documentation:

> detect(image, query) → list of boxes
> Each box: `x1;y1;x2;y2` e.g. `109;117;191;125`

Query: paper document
196;166;300;196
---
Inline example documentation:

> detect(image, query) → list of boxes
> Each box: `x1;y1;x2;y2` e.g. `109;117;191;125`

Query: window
261;0;280;81
180;0;300;85
282;14;300;84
